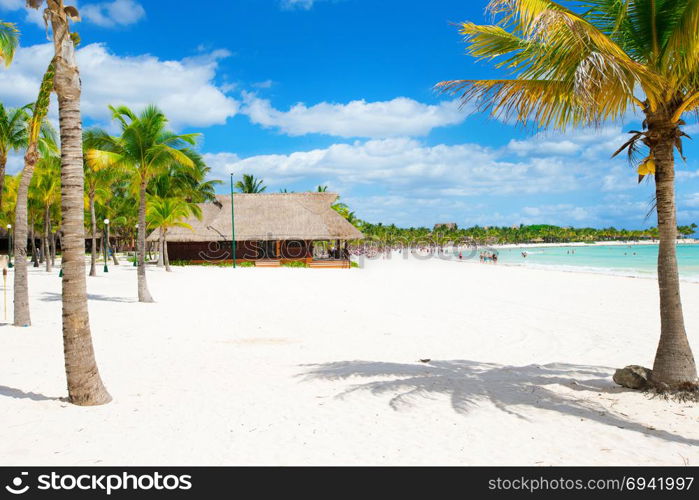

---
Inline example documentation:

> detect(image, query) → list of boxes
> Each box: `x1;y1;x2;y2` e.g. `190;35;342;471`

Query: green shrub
281;261;307;268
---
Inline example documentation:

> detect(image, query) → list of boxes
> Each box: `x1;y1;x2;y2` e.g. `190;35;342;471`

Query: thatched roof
147;193;364;243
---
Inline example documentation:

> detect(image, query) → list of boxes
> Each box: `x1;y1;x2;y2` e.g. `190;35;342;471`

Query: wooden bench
255;260;281;268
308;260;351;269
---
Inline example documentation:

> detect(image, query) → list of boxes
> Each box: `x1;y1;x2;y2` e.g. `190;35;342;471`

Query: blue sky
1;0;699;229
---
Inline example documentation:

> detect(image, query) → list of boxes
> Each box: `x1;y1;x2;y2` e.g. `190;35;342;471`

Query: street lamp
6;224;12;268
103;219;110;273
133;224;138;266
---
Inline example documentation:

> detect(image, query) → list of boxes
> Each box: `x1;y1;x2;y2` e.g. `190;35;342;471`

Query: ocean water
469;244;699;281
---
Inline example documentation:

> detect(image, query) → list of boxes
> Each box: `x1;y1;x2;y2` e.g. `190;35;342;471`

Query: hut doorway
262;240;277;259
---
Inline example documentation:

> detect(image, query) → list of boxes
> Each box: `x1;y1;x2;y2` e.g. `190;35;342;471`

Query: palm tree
86;105;197;302
83;129;122;276
235;174;266;193
147;196;194;272
437;0;698;388
13;59;55;326
0;104;29;211
28;0;111;405
0;21;18;67
31;154;61;272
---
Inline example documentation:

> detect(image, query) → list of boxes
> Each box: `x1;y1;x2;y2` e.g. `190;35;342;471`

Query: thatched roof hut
147;193;363;262
148;193;362;242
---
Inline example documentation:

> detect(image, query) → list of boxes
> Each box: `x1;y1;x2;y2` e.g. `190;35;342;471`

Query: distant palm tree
147;196;194;272
437;0;699;388
0;21;18;67
83;129;124;276
316;185;328;192
31;154;61;272
0;104;29;210
27;0;111;405
235;174;266;193
87;105;198;302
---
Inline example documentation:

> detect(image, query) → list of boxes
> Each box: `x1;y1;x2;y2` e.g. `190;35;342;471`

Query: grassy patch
281;261;307;268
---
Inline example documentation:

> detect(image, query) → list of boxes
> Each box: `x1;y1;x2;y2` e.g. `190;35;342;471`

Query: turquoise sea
475;244;699;281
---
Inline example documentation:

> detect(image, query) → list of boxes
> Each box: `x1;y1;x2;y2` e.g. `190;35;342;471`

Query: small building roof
147;193;364;242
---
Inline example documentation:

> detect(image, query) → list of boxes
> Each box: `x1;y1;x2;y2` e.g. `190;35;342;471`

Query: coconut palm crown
0;21;18;67
438;0;699;389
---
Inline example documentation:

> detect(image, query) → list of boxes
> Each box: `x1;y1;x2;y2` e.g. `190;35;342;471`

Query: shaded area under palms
301;360;699;447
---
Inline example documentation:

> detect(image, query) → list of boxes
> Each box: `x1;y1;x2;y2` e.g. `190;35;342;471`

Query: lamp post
133;224;138;267
6;224;12;268
103;219;110;273
230;173;236;268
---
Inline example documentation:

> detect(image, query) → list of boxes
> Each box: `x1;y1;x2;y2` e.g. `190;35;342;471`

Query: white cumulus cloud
1;0;145;28
81;0;145;27
0;42;239;130
241;93;467;138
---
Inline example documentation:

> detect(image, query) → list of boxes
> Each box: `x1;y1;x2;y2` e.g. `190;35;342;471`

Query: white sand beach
1;256;698;466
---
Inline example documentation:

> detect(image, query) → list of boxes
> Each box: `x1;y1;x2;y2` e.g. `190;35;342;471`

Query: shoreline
490;239;698;249
361;246;699;283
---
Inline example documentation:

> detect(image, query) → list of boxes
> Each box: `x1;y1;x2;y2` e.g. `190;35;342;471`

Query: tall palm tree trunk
0;154;6;212
49;1;110;405
137;179;154;302
12;144;38;326
650;119;698;386
88;193;96;276
30;221;39;267
43;204;52;272
164;231;171;272
157;228;164;267
111;237;119;265
108;226;119;265
50;229;56;267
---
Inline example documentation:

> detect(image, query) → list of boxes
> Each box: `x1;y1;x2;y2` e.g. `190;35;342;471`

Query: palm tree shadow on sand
300;360;699;447
0;385;62;402
40;292;135;303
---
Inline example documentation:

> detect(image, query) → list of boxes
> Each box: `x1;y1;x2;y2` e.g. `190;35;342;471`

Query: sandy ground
1;254;698;466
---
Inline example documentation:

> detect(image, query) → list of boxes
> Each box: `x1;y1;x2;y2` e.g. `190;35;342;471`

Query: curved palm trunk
88;193;96;276
137;179;154;302
50;1;110;405
12;144;38;326
650;125;698;386
44;204;52;273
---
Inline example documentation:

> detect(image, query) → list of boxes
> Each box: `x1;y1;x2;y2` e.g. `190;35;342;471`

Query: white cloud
204;124;669;227
241;93;467;138
685;193;699;208
0;0;23;10
205;137;582;196
0;42;239;129
507;127;626;158
81;0;145;27
280;0;317;10
1;0;144;28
